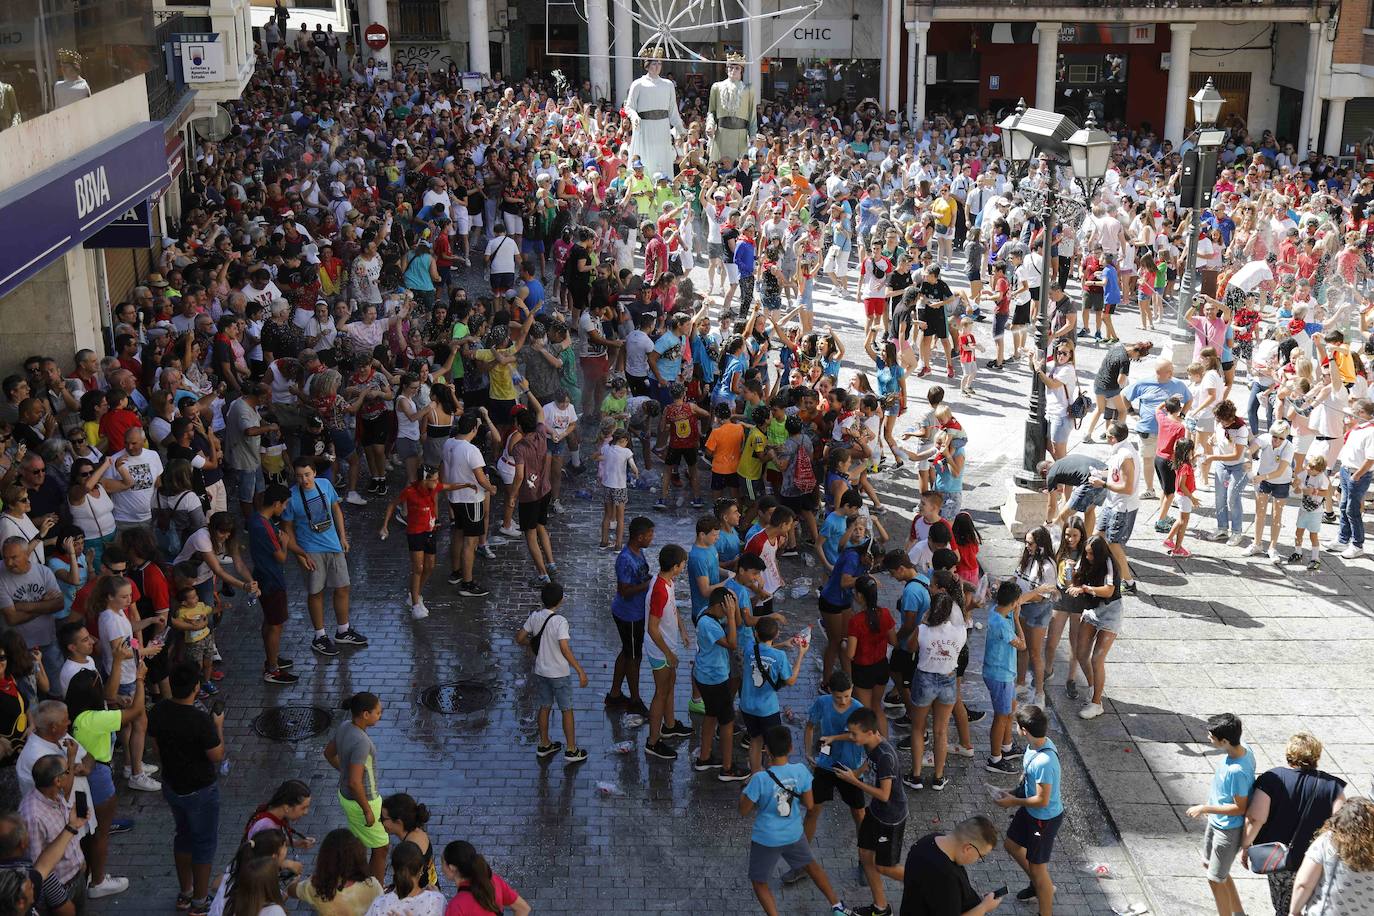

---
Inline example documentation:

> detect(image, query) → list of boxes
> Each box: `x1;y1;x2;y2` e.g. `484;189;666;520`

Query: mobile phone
992;886;1009;899
210;699;226;717
74;791;88;819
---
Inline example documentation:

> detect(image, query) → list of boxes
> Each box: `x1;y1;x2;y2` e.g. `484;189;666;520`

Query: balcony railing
147;11;191;120
388;0;449;42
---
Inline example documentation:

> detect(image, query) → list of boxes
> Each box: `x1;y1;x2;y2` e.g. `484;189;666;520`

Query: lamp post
998;100;1110;490
1170;78;1227;365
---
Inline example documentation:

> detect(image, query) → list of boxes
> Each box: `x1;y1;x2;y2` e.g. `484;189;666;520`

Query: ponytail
390;841;424;900
340;691;380;718
444;841;499;914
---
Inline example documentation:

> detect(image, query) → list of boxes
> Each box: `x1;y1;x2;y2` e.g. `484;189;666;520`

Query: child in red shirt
379;466;471;619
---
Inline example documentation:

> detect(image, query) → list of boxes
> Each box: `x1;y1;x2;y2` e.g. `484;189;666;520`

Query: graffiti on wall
394;43;457;73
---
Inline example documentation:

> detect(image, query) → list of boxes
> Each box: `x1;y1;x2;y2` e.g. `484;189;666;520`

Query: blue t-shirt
654;331;684;382
876;358;904;397
743;763;812;846
47;554;87;619
1103;265;1120;305
807;695;865;771
694;615;730;686
692;333;720;385
244;513;289;593
744;523;764;545
282;479;343;554
1022;739;1064;819
716;527;741;568
734;238;756;277
524;277;546;314
739;635;791;716
820;547;862;607
820;511;847;566
983;607;1017;683
402;253;435;292
687;544;720;618
724;576;753;618
934;443;964;495
898;576;930;631
1123;379;1191;435
612;547;652;622
714;354;748;401
1208;748;1256;830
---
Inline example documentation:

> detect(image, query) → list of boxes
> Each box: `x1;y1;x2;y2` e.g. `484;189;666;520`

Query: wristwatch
63;824;79;835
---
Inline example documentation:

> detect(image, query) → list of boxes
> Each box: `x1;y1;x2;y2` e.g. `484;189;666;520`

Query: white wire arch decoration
543;0;826;65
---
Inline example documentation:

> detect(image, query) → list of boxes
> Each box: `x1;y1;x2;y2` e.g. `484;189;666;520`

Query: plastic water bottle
219;757;231;776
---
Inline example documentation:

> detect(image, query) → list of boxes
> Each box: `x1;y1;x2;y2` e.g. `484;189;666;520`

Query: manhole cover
419;682;495;714
252;705;333;742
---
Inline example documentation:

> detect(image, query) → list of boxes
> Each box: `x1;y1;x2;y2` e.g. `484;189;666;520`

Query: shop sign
176;33;228;83
0;121;169;299
770;19;854;55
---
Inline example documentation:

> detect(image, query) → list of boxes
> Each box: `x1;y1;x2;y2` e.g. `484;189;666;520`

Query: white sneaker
1267;547;1282;564
410;602;429;620
1078;702;1105;720
345;491;368;506
121;763;158;779
498;524;521;538
1341;544;1363;560
480;544;497;560
1033;691;1047;708
954;744;976;758
87;876;129;898
127;772;162;792
1226;534;1245;547
1245;543;1265;557
1015;685;1032;702
1325;540;1346;552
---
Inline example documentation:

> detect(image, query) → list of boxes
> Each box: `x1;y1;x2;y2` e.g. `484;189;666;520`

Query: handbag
1066;368;1090;425
1245;841;1289;875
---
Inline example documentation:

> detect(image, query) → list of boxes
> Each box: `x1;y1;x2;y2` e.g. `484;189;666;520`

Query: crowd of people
0;14;1373;916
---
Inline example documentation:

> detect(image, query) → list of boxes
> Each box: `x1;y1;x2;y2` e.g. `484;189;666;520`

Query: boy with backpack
693;585;749;782
517;583;589;764
740;615;807;773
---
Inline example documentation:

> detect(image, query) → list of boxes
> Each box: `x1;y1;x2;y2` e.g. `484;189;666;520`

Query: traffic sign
364;23;389;51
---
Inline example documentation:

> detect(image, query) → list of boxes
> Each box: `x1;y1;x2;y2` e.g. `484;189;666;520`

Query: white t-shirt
577;310;606;359
1338;422;1374;471
1103;440;1141;512
1045;364;1077;419
173;527;215;584
441;438;485;504
1217;422;1251;469
0;514;41;564
625;329;654;378
59;657;98;696
105;449;164;524
1254;437;1295;485
543;402;578;442
363;890;446;916
598;443;634;489
522;608;572;677
917;605;967;675
97;608;136;686
485;235;518;274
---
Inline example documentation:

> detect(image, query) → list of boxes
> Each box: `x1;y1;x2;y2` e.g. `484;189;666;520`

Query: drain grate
253;705;333;742
419;682;495;714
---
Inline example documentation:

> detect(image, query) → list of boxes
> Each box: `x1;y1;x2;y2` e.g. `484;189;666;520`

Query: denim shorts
1045;414;1072;446
1019;598;1053;630
912;669;957;707
1069;482;1108;512
983;676;1015;716
1096;507;1138;546
163;782;221;864
1083;598;1124;635
1258;480;1290;499
88;761;116;806
232;466;266;504
534;673;574;710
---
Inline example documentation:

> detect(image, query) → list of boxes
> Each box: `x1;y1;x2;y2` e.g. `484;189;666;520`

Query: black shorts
627;374;651;397
851;658;891;690
956;644;970;679
818;596;850;616
812;765;867;810
711;471;739;491
406;531;437;554
889;648;916;688
1007;807;1063;865
1085;291;1104;312
694;677;734;724
360;414;389;447
664;447;697;468
614;615;645;660
1221;360;1235;373
1153;456;1177;496
754;597;774;618
487;397;517;428
518;493;552;531
260;589;289;626
1012;300;1032;327
740;710;781;738
858;815;906;868
780;490;818;515
449;500;486;537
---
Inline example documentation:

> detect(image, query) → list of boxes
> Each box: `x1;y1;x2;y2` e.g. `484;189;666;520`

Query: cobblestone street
91;253;1373;915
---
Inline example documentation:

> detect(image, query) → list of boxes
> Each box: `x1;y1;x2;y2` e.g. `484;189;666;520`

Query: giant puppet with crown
623;47;685;180
706;51;756;163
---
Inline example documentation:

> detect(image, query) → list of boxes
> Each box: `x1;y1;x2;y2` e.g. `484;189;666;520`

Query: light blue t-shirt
403;252;436;292
1022;739;1064;819
739;633;791;717
694;615;730;686
714;354;748;401
1207;748;1256;830
1123;378;1191;435
687;544;720;618
982;607;1017;683
653;331;684;382
743;763;813;846
715;527;741;568
820;511;847;566
897;577;930;628
807;695;865;771
282;479;344;554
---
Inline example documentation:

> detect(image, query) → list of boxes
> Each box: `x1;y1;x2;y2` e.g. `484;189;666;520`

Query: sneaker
690;498;704;508
781;866;810;885
263;668;299;685
458;580;491;597
882;690;904;709
1016;684;1033;703
199;680;218;695
345;490;367;506
1226;534;1245;547
276;657;294;670
1342;544;1364;560
1268;547;1283;564
410;602;429;620
551;499;566;515
1245;543;1265;557
1141;490;1158;501
891;714;912;729
929;776;950;791
1323;511;1338;524
663;720;694;738
121;763;159;779
901;774;924;791
529;576;551;589
1065;680;1080;700
1016;886;1037;901
954;745;976;758
335;628;369;647
1213;530;1230;542
687;697;706;715
536;742;563;759
693;757;722;772
965;708;987;723
311;634;339;657
1033;691;1046;708
854;907;893;916
1307;559;1322;571
1325;540;1347;553
109;819;134;834
832;903;857;916
1154;519;1173;533
604;693;630;708
718;765;751;782
447;571;463;586
87;876;130;899
1121;580;1137;596
653;500;669;510
1002;742;1026;757
644;740;678;759
1168;546;1192;558
127;772;161;792
546;562;559;577
563;747;588;764
498;525;521;538
626;698;650;717
480;544;497;560
1079;702;1105;720
896;735;912;752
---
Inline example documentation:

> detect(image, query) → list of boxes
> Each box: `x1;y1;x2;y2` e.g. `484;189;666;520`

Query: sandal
176;893;193;912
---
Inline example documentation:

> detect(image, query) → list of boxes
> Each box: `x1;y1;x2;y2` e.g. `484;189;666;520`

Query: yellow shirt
736;425;768;481
931;197;956;229
178;601;213;643
479;346;518;401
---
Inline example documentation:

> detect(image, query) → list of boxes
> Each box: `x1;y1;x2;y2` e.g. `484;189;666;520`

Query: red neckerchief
0;675;17;700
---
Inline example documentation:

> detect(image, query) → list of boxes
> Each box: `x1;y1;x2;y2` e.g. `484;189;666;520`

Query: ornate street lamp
1171;78;1228;361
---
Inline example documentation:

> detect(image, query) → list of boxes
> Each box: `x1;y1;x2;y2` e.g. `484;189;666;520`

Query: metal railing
148;11;191;121
387;0;449;42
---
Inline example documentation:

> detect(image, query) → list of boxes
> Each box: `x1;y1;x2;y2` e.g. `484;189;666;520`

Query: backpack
791;439;817;494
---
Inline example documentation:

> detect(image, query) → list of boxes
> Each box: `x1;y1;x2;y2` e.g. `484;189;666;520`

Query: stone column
1324;97;1348;157
1035;22;1058;111
467;0;491;76
912;21;929;125
587;0;612;101
1297;22;1321;152
614;0;633;102
905;20;918;121
1163;23;1196;145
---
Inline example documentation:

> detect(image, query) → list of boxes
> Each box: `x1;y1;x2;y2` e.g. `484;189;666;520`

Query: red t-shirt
663;403;700;449
953;539;980;586
445;874;519;916
399;483;440;535
846;606;894;666
1175;461;1196;498
1155;411;1187;460
99;408;143;452
992;277;1010;315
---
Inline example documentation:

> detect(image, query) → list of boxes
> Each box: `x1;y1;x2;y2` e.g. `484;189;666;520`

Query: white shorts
726;263;740;284
503;213;524;235
455;210;472;235
1175;493;1194;514
469;211;483;228
1294;433;1314;454
823;246;848;275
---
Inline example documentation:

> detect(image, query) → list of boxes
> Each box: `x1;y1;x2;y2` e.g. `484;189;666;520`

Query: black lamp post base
1015;415;1048;491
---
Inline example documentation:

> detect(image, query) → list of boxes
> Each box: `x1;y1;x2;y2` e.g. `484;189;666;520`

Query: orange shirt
705;421;745;474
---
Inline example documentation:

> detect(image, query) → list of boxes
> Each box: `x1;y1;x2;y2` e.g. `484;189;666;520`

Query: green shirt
449;321;469;380
73;708;122;763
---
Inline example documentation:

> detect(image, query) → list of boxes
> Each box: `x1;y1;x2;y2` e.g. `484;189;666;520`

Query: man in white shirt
543;389;580;504
484;224;519;293
102;428;164;531
442;415;496;597
1091;422;1140;594
1334;398;1374;558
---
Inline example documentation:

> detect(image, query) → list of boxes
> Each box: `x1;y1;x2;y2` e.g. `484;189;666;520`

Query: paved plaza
90;254;1372;915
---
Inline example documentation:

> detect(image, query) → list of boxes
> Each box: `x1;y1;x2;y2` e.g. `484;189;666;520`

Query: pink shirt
444;875;519;916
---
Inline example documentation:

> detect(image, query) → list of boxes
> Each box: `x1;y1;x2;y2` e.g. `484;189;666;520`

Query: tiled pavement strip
92;250;1374;915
